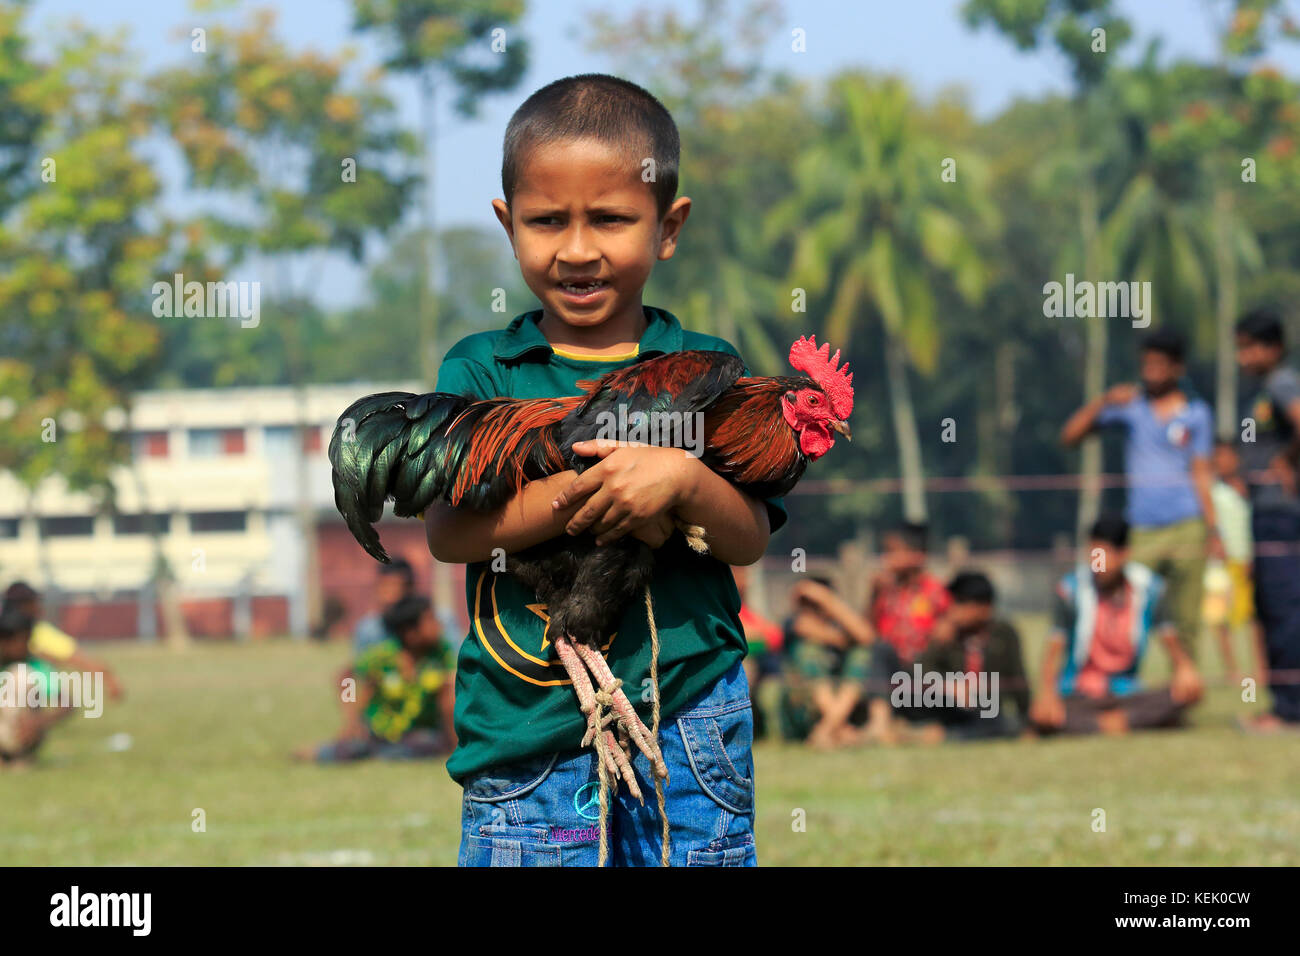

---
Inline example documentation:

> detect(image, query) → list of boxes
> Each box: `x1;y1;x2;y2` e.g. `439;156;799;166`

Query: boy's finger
570;438;630;458
566;488;613;535
596;515;640;547
590;503;633;538
553;465;605;509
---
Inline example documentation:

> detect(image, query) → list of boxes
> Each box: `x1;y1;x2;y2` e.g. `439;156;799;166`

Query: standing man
1235;308;1300;731
1061;328;1221;661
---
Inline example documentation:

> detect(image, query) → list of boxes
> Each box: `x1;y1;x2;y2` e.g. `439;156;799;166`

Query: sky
29;0;1300;308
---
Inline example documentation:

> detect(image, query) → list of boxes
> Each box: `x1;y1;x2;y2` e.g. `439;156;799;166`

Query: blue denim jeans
458;659;756;866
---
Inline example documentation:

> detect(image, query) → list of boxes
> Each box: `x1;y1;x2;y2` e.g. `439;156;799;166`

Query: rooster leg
554;635;622;782
572;640;668;781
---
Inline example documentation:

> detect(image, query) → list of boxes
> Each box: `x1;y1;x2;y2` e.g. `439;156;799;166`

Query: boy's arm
1060;384;1136;447
1160;626;1203;705
1029;633;1066;727
426;471;583;564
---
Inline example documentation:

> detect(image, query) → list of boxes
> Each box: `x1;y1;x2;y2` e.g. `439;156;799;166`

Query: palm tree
764;73;997;522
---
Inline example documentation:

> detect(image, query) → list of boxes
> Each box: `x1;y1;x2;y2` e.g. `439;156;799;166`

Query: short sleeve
1267;368;1300;412
435;338;501;400
1190;402;1213;458
1096;400;1132;430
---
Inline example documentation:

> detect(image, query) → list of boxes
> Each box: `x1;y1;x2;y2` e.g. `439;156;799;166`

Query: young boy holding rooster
426;74;788;866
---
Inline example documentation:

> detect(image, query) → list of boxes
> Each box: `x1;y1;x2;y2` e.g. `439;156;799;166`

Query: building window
112;513;172;535
265;424;323;456
190;511;247;533
132;430;169;459
39;516;95;536
189;428;245;457
0;518;18;538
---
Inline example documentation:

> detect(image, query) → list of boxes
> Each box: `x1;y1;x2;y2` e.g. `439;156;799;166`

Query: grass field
4;621;1298;866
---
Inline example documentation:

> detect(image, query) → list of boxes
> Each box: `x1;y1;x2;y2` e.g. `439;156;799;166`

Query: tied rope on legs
590;584;670;867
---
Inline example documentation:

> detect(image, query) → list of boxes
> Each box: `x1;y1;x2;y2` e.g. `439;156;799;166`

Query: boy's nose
556;224;600;265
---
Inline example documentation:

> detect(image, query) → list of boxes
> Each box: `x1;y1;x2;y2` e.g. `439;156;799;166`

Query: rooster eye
808;395;819;405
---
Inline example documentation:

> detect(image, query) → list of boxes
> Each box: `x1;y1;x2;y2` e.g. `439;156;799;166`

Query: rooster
328;336;854;799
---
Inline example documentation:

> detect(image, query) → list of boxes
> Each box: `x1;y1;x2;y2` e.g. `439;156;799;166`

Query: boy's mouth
557;278;610;303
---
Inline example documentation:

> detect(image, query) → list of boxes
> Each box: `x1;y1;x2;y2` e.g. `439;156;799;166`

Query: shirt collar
491;306;683;363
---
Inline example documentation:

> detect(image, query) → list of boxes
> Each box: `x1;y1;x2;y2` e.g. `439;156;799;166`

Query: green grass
4;622;1297;865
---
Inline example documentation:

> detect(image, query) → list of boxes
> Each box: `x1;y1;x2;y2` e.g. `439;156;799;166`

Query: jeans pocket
686;833;756;867
676;698;754;815
464;826;561;867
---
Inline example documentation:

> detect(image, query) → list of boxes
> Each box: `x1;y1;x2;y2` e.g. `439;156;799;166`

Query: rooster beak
830;419;852;441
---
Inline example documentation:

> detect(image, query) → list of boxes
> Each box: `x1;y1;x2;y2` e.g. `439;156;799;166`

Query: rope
590;585;669;867
646;583;670;867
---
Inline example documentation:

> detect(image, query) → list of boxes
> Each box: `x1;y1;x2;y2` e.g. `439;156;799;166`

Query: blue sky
30;0;1300;307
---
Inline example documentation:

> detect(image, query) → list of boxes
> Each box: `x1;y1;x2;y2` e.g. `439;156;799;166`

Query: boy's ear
492;199;517;256
656;196;692;261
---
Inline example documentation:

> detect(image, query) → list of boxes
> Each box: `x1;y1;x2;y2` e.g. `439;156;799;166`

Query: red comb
788;336;854;420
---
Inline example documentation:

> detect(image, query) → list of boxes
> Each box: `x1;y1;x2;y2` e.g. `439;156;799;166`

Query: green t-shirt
353;638;455;742
434;306;788;782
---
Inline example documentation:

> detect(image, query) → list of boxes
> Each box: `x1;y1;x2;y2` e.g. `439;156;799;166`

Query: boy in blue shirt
425;74;784;866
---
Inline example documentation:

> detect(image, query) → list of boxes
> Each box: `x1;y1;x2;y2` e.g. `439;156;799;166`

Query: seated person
779;577;875;749
914;571;1032;741
3;582;123;701
732;565;783;739
0;606;74;767
860;521;952;742
298;596;456;762
1031;515;1204;736
352;559;415;655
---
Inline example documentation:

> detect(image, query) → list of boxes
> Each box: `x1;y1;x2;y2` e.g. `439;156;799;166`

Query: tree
764;74;999;523
153;8;418;637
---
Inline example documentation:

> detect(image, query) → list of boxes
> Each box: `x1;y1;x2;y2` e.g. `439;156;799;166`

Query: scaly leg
553;634;642;801
572;640;668;782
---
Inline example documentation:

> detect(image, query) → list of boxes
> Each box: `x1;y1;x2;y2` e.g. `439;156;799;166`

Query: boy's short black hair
947;571;995;605
1089;514;1130;549
1140;327;1187;363
885;521;929;551
382;595;430;641
3;581;38;605
1236;307;1285;348
380;558;414;586
501;73;680;218
0;604;34;638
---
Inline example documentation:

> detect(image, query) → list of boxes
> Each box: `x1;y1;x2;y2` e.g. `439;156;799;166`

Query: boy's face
493;137;690;333
1090;539;1127;589
949;600;993;634
1213;444;1238;480
377;572;410;607
882;534;925;579
403;609;443;652
1139;350;1181;396
0;630;30;664
1236;333;1281;377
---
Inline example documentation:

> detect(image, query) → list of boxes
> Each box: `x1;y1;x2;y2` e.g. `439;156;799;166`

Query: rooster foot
553;634;645;802
676;521;709;554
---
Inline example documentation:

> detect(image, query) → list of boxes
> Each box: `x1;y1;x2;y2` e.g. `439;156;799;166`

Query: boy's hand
554;440;697;546
629;513;676;549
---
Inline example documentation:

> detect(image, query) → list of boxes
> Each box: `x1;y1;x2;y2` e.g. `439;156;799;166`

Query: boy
915;571;1031;741
351;558;415;654
3;582;123;701
425;75;783;866
1060;328;1220;661
1235;308;1300;731
1201;440;1256;684
298;596;455;762
0;606;74;767
1030;516;1203;736
779;577;874;748
860;521;950;743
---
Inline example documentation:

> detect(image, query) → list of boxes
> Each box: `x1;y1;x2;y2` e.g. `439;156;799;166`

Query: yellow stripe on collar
551;344;640;362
